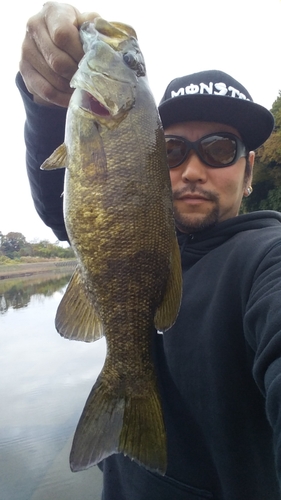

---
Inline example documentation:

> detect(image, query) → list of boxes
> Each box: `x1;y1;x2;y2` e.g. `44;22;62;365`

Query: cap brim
158;94;274;150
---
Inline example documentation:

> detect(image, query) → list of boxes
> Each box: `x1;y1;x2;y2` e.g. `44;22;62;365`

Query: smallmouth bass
41;18;182;475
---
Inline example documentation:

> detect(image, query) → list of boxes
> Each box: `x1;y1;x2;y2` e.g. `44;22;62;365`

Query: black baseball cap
158;70;274;151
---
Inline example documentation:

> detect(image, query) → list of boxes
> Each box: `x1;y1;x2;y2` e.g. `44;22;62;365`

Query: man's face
164;121;255;234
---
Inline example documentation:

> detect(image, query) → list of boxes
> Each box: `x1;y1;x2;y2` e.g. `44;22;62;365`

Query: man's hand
20;2;100;107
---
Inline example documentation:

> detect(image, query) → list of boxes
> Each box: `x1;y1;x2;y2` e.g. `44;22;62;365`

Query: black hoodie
100;213;281;500
17;72;281;499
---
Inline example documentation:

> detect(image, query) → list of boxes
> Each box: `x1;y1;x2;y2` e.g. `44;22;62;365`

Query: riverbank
0;259;77;280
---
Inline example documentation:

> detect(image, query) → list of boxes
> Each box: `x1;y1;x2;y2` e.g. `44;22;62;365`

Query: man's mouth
173;187;218;204
176;194;211;203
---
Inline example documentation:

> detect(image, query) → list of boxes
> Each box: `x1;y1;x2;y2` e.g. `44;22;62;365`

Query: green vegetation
0;231;75;262
242;89;281;213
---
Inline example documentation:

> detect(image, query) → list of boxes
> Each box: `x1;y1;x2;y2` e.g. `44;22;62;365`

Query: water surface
0;274;105;500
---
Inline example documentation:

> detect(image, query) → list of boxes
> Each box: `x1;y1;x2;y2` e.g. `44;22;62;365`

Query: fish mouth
75;89;111;117
72;84;135;120
80;90;110;117
71;64;136;118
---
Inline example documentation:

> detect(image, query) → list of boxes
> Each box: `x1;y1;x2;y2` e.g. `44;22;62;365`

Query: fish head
70;19;146;125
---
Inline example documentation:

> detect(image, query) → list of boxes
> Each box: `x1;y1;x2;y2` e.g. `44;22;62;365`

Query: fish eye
123;51;138;69
123;51;146;77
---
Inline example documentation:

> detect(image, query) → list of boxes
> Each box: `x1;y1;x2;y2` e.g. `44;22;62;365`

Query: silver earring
246;186;253;196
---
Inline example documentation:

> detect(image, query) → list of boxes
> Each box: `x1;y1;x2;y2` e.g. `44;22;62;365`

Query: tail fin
70;376;167;474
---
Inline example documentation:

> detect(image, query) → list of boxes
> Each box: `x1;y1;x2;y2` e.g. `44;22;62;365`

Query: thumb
77;11;101;27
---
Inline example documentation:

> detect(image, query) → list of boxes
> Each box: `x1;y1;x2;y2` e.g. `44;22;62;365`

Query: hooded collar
177;210;281;262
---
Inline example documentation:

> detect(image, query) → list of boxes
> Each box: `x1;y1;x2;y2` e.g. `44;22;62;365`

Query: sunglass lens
165;138;187;168
200;135;237;166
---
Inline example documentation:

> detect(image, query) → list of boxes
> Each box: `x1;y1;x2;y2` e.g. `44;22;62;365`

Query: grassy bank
0;258;77;280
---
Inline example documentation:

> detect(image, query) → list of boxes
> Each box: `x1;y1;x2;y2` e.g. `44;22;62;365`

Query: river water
0;272;105;500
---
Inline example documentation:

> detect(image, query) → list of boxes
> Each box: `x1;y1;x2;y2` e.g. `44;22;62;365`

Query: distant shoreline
0;259;77;280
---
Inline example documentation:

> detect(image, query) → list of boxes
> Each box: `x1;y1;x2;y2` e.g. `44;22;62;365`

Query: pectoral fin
41;143;67;170
154;237;182;331
56;267;103;342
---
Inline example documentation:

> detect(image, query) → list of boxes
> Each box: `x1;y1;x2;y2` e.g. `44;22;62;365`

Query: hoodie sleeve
16;72;69;241
244;237;281;484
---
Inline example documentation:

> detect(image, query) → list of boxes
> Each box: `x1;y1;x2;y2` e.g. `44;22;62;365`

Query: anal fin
55;267;103;342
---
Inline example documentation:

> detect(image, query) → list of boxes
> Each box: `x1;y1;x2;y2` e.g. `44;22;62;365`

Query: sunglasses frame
164;132;248;169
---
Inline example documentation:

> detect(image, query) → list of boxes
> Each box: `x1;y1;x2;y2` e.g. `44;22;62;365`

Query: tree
260;186;281;211
0;232;3;252
0;232;75;260
243;89;281;212
1;232;27;258
259;90;281;172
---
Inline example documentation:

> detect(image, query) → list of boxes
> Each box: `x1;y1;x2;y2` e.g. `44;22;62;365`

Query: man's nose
180;152;208;183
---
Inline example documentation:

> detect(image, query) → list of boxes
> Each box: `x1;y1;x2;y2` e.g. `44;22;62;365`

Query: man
17;3;281;499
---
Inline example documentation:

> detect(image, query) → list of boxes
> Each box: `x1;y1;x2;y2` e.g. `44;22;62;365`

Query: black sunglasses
164;133;248;169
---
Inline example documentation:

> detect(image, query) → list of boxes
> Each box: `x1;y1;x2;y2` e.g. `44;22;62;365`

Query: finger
20;3;102;107
20;58;73;108
77;11;101;28
41;4;84;62
26;17;80;82
37;4;100;62
21;32;74;90
20;33;73;108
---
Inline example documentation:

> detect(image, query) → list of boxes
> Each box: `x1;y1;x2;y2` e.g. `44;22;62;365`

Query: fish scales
41;18;182;475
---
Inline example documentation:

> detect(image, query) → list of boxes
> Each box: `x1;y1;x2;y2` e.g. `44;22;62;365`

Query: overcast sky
1;0;281;243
